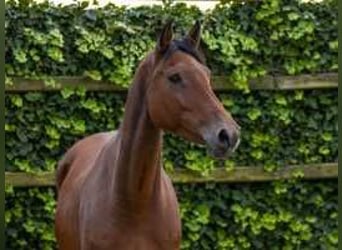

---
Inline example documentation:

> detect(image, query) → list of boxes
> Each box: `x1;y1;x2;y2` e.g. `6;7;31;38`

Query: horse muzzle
203;125;241;159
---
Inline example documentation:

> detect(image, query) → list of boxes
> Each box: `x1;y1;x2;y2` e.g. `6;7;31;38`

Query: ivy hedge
5;89;338;249
5;0;338;249
5;181;338;250
5;0;337;90
5;90;338;174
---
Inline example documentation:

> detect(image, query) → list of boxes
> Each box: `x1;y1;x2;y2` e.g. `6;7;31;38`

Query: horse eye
168;73;182;84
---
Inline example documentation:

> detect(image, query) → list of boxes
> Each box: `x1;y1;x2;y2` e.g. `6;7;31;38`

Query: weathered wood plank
5;73;337;92
274;73;338;90
5;163;337;187
6;77;126;92
5;172;55;187
172;163;337;183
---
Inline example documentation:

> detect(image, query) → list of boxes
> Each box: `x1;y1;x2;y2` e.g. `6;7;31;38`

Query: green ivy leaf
47;47;64;62
60;87;75;99
321;132;333;142
318;146;330;156
45;126;60;140
13;49;27;63
275;95;287;105
11;96;23;107
85;70;102;81
247;108;261;121
100;48;114;59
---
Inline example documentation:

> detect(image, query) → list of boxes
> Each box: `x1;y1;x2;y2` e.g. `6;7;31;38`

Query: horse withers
55;21;240;250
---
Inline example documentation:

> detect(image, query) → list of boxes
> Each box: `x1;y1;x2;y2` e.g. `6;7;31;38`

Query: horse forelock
132;39;205;89
164;39;205;65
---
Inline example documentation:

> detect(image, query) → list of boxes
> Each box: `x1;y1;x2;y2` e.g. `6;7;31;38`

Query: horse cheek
148;88;175;130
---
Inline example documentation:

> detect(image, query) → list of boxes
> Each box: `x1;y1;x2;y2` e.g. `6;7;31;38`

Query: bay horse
55;21;240;250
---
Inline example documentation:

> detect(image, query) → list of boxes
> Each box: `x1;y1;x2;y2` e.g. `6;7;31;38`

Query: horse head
146;21;240;158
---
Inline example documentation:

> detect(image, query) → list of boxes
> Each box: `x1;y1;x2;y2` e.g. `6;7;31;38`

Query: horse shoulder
56;131;117;191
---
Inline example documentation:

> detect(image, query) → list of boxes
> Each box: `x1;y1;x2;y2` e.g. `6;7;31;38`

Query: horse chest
80;212;181;250
79;180;181;250
83;230;180;250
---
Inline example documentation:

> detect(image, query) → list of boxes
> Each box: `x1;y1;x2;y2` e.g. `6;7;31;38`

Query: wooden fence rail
5;163;337;187
5;73;338;92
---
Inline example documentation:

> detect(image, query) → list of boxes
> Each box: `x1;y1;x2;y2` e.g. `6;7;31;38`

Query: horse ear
157;20;174;53
186;20;201;49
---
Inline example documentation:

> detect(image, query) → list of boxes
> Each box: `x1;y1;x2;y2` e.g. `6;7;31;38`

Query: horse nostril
218;129;230;148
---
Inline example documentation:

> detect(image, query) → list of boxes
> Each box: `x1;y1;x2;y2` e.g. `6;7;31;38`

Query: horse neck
110;54;162;205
